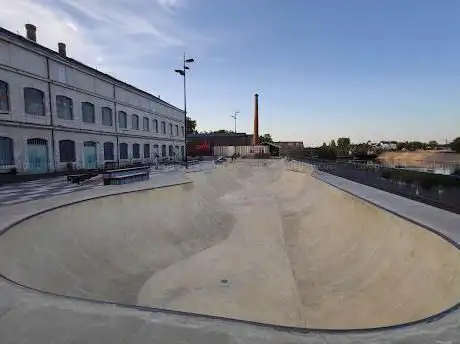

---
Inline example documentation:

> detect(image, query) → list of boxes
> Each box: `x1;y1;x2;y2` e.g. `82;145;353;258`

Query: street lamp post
175;53;194;169
230;111;240;133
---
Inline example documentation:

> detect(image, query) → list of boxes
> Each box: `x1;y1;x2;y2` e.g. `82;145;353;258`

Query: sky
1;0;459;146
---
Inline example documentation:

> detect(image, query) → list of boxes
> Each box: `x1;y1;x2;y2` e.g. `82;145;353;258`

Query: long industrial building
0;24;185;174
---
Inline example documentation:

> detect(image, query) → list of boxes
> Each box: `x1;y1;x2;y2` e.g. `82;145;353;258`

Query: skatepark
1;159;460;335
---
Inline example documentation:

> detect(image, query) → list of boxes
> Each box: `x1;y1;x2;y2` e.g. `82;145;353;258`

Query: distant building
275;141;304;155
187;132;253;156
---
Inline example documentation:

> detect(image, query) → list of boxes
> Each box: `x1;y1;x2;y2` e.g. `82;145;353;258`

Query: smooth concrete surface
1;160;460;334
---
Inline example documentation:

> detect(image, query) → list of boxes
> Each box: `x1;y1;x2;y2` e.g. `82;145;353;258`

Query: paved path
0;165;183;206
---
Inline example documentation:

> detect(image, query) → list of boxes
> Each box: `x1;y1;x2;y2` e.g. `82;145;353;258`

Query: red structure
253;93;259;145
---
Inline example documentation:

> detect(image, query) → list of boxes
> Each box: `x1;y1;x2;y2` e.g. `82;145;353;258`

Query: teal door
27;139;48;173
83;142;97;169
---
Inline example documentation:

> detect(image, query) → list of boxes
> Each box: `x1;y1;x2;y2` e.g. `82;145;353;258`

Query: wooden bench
103;166;150;186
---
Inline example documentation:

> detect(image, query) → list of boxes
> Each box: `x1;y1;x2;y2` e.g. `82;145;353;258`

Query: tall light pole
175;53;194;168
230;111;240;133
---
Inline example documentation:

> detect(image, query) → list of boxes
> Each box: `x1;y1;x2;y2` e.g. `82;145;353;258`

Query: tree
186;116;197;134
397;141;408;151
214;129;231;133
428;140;438;147
317;143;337;160
337;137;351;156
337;137;351;150
451;137;460;153
259;133;273;144
329;139;337;150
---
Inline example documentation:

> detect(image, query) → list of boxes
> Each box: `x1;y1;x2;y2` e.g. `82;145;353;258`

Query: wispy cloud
0;0;204;76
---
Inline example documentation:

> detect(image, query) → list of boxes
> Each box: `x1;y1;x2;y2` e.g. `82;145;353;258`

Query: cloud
0;0;200;75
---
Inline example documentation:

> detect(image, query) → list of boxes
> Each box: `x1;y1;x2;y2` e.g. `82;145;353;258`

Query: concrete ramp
1;160;459;329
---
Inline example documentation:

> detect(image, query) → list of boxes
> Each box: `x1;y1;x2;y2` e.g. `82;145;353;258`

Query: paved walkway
0;165;183;207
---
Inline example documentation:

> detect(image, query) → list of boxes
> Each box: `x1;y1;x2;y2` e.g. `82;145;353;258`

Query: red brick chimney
253;93;259;145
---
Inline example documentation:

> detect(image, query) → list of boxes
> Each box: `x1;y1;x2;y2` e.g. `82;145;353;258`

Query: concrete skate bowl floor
1;160;460;331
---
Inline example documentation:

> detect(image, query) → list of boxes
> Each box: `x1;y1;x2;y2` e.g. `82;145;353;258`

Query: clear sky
2;0;459;145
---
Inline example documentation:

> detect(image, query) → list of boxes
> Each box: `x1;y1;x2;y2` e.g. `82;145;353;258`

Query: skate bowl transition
1;160;460;330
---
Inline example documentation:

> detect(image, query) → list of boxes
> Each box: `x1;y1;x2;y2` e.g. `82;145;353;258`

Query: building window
24;87;45;116
132;143;140;159
102;107;113;126
81;102;95;123
161;121;166;134
56;95;73;120
132;114;139;130
161;144;166;157
118;111;127;128
59;140;76;162
0;137;14;166
104;142;114;160
143;117;149;131
180;146;184;159
168;145;173;157
181;126;184;137
153;119;158;133
175;125;179;136
119;143;128;159
0;81;9;111
143;144;150;158
153;144;159;157
168;123;173;136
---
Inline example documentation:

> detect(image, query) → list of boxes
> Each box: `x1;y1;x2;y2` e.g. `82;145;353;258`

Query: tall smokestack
253;93;259;145
25;24;37;42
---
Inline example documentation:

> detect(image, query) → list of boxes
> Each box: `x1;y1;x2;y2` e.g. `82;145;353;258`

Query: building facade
187;132;253;156
0;25;185;174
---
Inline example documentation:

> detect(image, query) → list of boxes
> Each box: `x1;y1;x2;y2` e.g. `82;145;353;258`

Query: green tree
337;137;351;156
451;137;460;153
259;133;273;144
214;129;231;133
186;116;197;133
337;137;351;150
329;139;337;150
428;140;438;147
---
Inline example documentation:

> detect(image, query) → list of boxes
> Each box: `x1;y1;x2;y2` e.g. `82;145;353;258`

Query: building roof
0;26;183;113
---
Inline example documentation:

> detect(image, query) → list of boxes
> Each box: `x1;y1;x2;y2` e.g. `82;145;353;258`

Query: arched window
56;95;73;120
24;87;45;116
81;102;95;123
143;117;149;131
59;140;76;162
161;121;166;134
153;119;158;133
103;142;114;160
118;111;127;129
143;144;150;158
102;107;113;126
0;137;14;166
0;80;9;111
175;125;179;136
132;114;139;130
119;143;128;159
132;143;140;159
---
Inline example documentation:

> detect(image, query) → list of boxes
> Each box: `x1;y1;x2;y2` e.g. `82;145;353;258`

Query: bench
103;166;150;186
67;171;100;184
